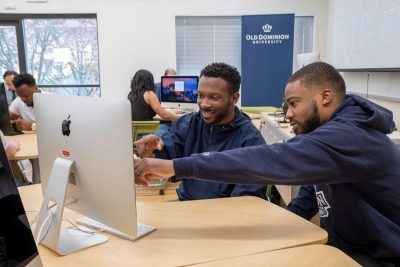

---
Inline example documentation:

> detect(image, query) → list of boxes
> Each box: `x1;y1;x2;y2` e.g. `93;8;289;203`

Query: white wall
342;72;400;126
1;0;329;99
327;0;400;127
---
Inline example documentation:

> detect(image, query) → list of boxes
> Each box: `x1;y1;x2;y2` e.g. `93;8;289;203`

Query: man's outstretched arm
134;158;174;186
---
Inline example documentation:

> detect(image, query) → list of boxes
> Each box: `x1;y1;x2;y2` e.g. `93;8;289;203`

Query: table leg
30;159;41;184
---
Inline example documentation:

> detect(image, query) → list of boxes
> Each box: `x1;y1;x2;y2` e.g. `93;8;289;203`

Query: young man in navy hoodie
134;62;267;200
135;62;400;266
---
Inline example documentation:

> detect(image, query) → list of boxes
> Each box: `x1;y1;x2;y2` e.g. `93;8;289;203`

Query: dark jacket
173;95;400;259
155;107;267;200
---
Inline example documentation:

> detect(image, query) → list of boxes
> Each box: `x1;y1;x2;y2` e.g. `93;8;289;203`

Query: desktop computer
33;94;155;255
160;75;199;112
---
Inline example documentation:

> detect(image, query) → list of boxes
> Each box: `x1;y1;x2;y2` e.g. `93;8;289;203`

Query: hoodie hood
332;94;395;134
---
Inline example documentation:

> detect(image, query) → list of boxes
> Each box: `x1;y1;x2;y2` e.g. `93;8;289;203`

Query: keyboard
176;109;187;114
75;217;156;241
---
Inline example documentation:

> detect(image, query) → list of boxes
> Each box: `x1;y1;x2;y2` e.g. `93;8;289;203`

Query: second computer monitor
160;76;199;110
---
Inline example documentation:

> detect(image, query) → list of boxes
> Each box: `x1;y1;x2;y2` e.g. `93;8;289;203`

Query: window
293;16;315;70
176;16;314;75
176;16;241;75
0;15;100;96
0;24;20;82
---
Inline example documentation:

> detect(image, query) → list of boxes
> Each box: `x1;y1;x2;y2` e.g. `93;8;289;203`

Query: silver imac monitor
160;75;199;111
33;94;155;255
296;52;320;71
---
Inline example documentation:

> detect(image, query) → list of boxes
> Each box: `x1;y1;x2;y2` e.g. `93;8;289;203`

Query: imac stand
34;157;108;255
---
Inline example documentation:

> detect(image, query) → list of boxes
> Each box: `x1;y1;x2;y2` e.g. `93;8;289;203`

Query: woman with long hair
128;69;179;121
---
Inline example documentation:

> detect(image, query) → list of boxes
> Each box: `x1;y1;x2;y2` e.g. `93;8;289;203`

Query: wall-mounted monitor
329;0;400;71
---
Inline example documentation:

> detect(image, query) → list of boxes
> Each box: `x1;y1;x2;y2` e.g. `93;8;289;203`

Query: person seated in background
134;62;267;201
155;68;176;100
8;74;41;184
128;69;179;121
0;130;20;159
9;73;41;131
1;70;18;105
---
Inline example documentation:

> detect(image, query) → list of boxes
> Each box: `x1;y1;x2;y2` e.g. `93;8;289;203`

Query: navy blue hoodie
173;95;400;259
155;107;267;200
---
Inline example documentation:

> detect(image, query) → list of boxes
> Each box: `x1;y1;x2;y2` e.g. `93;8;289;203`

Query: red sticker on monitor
62;150;70;157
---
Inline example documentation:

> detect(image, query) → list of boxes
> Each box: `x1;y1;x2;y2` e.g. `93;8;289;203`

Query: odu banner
241;14;294;107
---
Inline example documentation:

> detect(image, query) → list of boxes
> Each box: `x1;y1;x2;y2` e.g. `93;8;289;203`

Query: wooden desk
244;112;261;120
192;244;360;267
5;132;38;160
5;132;40;184
20;184;327;267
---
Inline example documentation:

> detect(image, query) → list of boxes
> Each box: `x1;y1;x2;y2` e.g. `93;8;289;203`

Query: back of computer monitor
34;94;137;237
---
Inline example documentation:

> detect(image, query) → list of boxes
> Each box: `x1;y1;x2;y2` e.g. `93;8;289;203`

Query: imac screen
161;76;199;103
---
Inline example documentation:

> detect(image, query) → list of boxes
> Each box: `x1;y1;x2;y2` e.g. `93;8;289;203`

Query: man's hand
134;134;164;158
134;158;174;186
13;119;33;131
8;140;21;151
5;140;20;159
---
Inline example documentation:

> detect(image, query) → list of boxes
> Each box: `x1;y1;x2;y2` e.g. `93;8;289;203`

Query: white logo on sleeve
202;152;210;156
316;191;331;218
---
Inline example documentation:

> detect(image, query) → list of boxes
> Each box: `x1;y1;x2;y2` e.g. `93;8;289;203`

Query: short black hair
287;62;346;100
3;70;18;80
12;73;37;88
200;63;241;94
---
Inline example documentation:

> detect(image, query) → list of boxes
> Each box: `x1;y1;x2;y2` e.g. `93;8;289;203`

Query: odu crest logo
245;22;290;45
262;23;272;33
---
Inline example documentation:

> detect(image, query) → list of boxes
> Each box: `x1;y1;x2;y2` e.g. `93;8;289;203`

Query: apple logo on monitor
62;115;71;136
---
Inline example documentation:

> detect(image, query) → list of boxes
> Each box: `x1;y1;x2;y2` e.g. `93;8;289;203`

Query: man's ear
231;92;240;105
320;89;333;106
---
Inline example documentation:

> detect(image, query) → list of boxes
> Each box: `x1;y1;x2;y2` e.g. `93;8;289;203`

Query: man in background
9;73;40;131
135;62;267;201
156;68;176;100
9;73;42;184
0;71;18;105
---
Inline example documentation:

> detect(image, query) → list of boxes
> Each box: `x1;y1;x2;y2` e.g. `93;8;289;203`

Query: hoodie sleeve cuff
173;157;194;179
